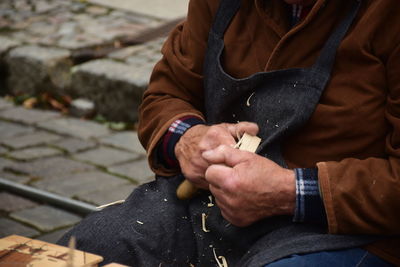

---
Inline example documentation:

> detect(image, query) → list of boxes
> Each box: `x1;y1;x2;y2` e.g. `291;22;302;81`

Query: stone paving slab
108;159;154;183
71;59;148;122
0;217;40;238
109;38;163;67
0;107;61;125
73;146;140;167
7;45;72;96
37;227;71;244
37;118;111;140
77;183;136;206
2;131;62;149
10;205;81;232
8;157;95;180
0;121;34;140
0;192;38;213
0;98;14;110
72;58;150;88
7;45;71;63
98;131;146;155
0;146;8;155
0;158;15;171
0;36;20;56
88;0;189;20
33;171;129;198
7;147;62;161
51;138;97;153
0;171;31;184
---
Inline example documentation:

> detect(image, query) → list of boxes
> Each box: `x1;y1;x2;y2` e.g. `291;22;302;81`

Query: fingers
204;164;234;189
180;156;210;189
198;125;236;151
208;174;251;227
225;122;259;140
202;144;252;167
197;122;259;152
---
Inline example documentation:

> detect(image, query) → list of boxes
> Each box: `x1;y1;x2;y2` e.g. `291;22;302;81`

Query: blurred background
0;0;188;245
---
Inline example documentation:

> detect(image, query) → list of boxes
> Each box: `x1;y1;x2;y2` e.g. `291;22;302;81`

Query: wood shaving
207;195;214;207
213;248;228;267
96;199;125;210
246;92;255;107
201;213;210;233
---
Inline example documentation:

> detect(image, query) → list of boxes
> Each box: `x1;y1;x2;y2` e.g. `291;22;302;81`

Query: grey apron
204;0;359;167
59;0;377;266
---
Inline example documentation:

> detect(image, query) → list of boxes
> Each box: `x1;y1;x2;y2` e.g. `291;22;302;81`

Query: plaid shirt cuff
157;116;205;168
293;168;327;224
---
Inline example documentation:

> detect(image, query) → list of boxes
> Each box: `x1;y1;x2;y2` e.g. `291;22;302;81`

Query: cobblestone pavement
0;0;176;122
0;97;154;243
0;0;184;244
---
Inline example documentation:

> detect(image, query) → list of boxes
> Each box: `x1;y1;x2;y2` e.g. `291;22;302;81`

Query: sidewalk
0;0;186;244
0;97;153;243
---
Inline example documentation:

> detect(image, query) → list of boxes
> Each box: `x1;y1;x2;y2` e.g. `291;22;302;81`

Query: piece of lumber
0;235;103;267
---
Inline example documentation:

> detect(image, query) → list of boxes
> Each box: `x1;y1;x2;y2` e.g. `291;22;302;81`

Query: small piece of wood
176;133;262;200
0;235;103;267
237;133;261;153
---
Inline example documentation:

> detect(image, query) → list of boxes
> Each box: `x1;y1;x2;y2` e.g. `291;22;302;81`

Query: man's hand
175;122;258;189
202;145;296;227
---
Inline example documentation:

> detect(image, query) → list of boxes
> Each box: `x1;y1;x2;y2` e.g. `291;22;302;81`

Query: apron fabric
204;0;359;167
59;0;378;266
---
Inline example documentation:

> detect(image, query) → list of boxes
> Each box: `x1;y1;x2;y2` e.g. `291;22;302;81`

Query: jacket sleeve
317;42;400;235
138;0;217;176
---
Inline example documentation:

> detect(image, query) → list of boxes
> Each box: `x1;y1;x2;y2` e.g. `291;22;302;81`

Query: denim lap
265;248;393;267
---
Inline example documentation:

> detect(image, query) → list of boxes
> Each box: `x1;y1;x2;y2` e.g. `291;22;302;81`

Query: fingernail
202;150;213;158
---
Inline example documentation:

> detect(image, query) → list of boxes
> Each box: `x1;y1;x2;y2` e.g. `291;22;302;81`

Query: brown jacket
138;0;400;264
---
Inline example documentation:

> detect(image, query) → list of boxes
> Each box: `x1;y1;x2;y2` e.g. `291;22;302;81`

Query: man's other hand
175;122;258;189
203;145;296;227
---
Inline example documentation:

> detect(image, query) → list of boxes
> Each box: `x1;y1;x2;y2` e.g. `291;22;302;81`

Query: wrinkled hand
175;122;258;189
202;145;296;227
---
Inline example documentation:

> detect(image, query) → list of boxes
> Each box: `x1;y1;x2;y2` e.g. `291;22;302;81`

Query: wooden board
0;235;103;267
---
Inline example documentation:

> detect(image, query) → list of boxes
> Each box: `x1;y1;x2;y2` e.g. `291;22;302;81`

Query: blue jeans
265;248;393;267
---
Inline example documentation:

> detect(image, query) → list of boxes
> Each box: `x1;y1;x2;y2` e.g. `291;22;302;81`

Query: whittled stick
176;133;261;200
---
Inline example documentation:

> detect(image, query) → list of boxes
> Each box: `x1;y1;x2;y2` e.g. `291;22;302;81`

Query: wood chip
201;213;210;233
213;248;229;267
207;195;214;207
96;200;125;210
246;92;255;107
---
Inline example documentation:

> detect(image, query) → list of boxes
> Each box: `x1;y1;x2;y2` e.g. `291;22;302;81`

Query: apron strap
210;0;241;38
312;0;362;76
